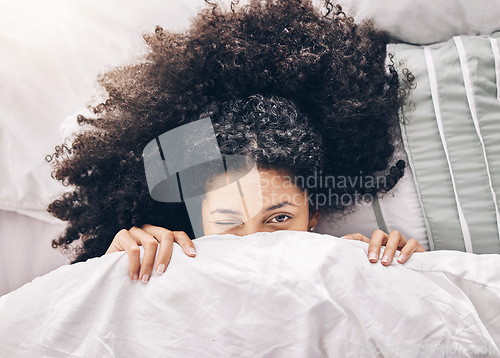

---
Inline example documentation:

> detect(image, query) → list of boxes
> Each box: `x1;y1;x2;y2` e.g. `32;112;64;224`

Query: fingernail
368;252;377;262
397;254;405;263
132;274;139;281
188;247;196;256
340;236;346;239
141;274;149;283
156;264;166;274
381;255;389;264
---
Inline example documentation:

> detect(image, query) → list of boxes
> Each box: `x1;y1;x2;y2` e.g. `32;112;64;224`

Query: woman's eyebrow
210;208;244;215
264;201;298;212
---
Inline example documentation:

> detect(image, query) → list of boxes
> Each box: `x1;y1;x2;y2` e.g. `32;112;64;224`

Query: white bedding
1;231;499;357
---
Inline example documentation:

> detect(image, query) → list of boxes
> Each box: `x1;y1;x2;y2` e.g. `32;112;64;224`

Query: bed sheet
1;231;499;357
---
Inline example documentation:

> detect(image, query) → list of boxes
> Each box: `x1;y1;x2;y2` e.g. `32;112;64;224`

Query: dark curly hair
47;0;412;262
209;95;323;176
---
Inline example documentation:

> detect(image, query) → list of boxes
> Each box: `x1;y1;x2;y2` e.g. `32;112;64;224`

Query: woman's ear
308;209;321;229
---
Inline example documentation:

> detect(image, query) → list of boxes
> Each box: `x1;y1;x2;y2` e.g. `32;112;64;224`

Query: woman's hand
105;224;196;283
342;230;425;265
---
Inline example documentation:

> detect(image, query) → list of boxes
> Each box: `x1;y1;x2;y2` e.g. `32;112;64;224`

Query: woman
47;0;422;283
106;95;424;282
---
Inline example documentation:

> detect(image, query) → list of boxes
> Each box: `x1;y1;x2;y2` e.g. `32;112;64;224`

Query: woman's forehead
208;168;302;192
204;168;307;213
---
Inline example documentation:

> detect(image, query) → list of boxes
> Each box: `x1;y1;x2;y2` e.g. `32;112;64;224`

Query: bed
1;0;500;356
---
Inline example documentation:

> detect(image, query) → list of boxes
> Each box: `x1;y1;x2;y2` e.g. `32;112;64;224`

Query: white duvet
0;231;499;357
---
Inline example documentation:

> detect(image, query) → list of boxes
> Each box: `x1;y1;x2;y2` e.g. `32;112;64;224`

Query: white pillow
337;0;500;44
0;0;204;221
0;210;68;297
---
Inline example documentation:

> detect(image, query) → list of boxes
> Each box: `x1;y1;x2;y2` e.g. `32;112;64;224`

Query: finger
129;227;158;283
142;225;174;275
396;239;425;263
110;229;141;281
367;230;387;263
341;233;371;244
173;231;196;257
106;228;131;254
380;231;407;266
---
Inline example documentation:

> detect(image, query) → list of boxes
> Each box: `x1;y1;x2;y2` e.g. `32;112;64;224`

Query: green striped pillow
390;32;500;253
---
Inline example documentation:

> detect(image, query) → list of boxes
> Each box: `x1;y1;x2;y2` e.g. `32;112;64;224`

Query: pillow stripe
424;46;473;253
454;36;500;246
459;36;500;253
371;196;389;234
390;43;464;252
490;38;500;103
461;36;500;252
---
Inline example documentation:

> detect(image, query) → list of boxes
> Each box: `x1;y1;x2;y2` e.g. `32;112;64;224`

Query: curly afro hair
208;95;323;175
47;0;412;262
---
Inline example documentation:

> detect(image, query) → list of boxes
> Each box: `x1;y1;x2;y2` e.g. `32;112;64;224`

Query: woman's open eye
267;214;292;224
